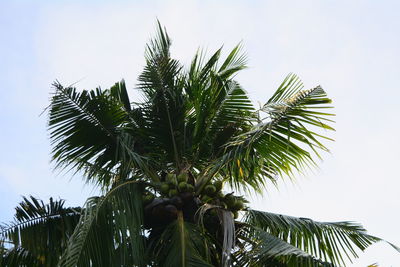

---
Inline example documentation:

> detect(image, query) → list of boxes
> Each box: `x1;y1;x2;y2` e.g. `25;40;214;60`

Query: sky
1;0;399;266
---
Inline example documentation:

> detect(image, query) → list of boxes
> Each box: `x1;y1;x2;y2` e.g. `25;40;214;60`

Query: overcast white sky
1;1;399;266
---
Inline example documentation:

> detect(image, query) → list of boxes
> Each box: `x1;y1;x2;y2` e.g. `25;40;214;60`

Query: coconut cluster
143;171;247;229
199;180;246;219
143;172;198;228
160;172;194;197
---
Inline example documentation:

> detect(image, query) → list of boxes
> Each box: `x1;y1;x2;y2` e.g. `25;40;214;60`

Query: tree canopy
1;22;398;267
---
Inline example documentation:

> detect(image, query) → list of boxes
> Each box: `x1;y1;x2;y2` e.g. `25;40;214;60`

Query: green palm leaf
58;181;146;267
49;81;158;187
137;21;186;169
0;246;40;267
237;226;333;267
154;212;213;267
244;209;400;266
0;196;80;267
211;74;334;192
186;46;253;162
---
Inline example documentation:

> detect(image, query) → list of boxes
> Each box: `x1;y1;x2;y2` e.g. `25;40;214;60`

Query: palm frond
212;73;334;193
137;22;186;170
109;79;131;112
205;80;255;158
0;196;80;267
244;209;399;266
0;246;41;267
48;82;156;187
145;20;172;61
218;43;248;79
59;181;146;267
238;226;333;267
154;212;213;267
186;46;252;163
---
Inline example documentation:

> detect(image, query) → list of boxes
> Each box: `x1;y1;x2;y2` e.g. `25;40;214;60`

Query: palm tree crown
1;22;398;267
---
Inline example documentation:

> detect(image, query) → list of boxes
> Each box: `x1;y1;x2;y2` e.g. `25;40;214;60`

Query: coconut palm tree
1;22;398;267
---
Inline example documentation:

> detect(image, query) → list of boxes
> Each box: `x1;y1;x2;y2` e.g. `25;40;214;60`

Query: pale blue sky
1;1;400;265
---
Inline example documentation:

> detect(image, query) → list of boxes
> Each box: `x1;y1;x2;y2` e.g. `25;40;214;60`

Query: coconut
180;192;194;202
160;183;170;195
170;196;183;209
177;172;188;183
164;204;178;219
168;189;178;198
166;173;177;184
224;194;236;207
232;199;244;211
186;184;194;192
151;204;166;220
214;180;223;192
178;181;188;192
204;185;216;195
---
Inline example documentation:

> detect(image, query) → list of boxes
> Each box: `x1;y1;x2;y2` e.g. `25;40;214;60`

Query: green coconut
168;189;178;198
177;172;188;183
160;183;170;195
186;184;194;192
214;180;223;192
178;181;188;192
166;173;177;184
224;194;236;207
204;185;216;195
232;199;244;211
